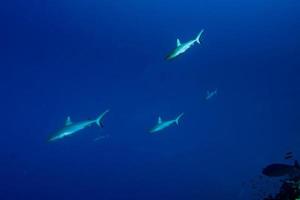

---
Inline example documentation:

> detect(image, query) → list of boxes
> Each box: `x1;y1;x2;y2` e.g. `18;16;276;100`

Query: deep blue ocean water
0;0;300;199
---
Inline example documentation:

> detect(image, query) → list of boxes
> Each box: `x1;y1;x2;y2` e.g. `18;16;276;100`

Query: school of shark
48;30;207;142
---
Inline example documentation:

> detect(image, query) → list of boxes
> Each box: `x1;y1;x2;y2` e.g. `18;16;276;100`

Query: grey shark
166;30;204;60
150;113;184;133
48;110;109;142
206;89;217;100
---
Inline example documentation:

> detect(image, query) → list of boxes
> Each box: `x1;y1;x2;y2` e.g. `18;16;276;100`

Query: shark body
48;110;109;142
166;30;204;60
150;113;184;133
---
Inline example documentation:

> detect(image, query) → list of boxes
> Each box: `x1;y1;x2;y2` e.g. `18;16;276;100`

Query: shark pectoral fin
176;39;181;47
65;116;72;126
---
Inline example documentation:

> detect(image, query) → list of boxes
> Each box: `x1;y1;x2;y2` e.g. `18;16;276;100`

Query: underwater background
0;0;300;199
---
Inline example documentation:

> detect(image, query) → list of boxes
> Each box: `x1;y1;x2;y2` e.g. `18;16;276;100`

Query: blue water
1;0;300;199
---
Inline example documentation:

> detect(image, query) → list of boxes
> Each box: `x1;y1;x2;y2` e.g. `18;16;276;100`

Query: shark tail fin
175;113;184;125
96;109;109;127
195;29;204;44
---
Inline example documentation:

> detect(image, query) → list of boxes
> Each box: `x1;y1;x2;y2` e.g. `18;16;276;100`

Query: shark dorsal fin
176;39;181;47
158;116;162;124
65;116;72;126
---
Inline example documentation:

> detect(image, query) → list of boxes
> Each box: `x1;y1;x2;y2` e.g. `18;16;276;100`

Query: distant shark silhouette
166;30;204;60
48;110;109;142
206;89;217;100
150;113;184;133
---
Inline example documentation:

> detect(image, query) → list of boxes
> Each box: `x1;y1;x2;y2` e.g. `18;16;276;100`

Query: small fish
94;134;110;141
48;110;109;142
262;161;300;177
165;30;204;60
150;113;184;133
285;155;293;160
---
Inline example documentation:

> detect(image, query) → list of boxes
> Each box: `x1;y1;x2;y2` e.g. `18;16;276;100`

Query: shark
165;30;204;60
150;113;184;133
206;89;218;100
48;110;109;142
